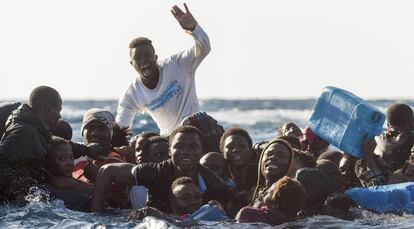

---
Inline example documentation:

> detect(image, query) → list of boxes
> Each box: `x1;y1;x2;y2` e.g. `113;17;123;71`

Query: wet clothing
236;206;288;225
116;25;211;135
375;131;414;172
0;104;91;203
0;102;21;137
132;159;232;213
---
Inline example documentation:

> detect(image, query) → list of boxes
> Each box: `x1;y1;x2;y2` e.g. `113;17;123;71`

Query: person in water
90;125;232;213
276;122;302;139
47;136;93;196
236;176;306;225
131;131;160;164
300;127;330;159
136;136;170;163
251;139;296;207
53;119;73;140
375;103;414;171
0;86;106;204
199;152;234;187
116;3;211;135
220;128;257;217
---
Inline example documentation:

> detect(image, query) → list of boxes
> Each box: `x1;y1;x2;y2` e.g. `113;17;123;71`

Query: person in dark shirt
90;125;232;213
375;103;414;171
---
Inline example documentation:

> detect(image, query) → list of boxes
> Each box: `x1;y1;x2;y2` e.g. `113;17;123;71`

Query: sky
1;0;414;100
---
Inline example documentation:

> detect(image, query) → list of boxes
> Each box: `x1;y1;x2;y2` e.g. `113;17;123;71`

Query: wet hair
129;37;154;50
276;122;300;138
295;168;328;207
220;128;253;152
171;177;197;192
130;132;160;147
111;123;132;147
53;119;72;140
386;103;414;129
278;136;301;150
47;136;71;172
29;86;61;113
295;150;317;168
169;125;203;146
140;136;169;161
318;150;343;165
271;176;306;218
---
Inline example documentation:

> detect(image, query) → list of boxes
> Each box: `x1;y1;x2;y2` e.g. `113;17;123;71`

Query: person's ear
129;60;133;66
155;55;158;61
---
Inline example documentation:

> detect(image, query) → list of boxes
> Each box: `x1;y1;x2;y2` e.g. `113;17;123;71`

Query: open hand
171;3;197;31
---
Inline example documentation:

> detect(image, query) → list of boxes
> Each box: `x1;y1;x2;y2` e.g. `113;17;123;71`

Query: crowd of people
1;3;414;226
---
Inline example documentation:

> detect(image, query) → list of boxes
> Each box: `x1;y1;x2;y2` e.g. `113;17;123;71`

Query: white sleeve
175;24;211;74
115;89;139;128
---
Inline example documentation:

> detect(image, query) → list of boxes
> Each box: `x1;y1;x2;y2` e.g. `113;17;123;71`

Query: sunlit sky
1;0;414;100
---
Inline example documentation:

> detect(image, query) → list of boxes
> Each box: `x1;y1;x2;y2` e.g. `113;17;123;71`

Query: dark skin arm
90;163;135;212
53;176;94;196
171;3;198;31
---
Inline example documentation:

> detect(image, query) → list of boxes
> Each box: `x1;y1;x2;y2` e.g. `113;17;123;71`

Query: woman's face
261;142;291;184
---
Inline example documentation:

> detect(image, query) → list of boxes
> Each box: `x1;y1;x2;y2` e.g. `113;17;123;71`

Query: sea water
1;98;414;228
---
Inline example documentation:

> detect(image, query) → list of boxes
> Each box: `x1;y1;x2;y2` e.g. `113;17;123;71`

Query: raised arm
171;3;211;72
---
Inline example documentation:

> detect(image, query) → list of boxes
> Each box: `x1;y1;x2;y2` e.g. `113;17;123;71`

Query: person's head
386;103;414;132
295;168;328;210
48;136;74;177
133;132;160;162
288;149;316;177
276;122;302;139
29;86;62;132
316;159;345;194
317;150;343;166
111;123;131;147
259;139;295;187
81;108;115;146
322;193;358;220
278;136;301;150
137;136;169;163
199;152;227;179
181;112;225;153
53;119;72;140
170;177;203;215
300;127;329;158
169;125;203;174
220;128;253;167
263;176;306;218
129;37;158;80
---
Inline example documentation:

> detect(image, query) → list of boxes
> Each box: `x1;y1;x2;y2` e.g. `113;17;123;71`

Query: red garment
72;151;129;208
237;206;288;225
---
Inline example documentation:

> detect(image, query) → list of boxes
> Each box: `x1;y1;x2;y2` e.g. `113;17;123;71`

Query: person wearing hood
375;103;414;172
0;86;108;204
250;139;296;207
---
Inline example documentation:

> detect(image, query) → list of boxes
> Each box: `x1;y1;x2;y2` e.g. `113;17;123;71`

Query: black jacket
0;104;52;182
0;102;21;138
134;159;233;213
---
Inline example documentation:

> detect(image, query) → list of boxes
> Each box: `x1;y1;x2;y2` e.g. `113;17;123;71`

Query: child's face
222;135;251;166
53;144;74;177
147;141;170;163
171;183;203;215
200;154;227;178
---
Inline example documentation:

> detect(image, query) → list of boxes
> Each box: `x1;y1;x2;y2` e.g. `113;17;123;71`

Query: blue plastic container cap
308;86;386;158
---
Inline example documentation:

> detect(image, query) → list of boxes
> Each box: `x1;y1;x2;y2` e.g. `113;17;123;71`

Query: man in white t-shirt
116;3;210;135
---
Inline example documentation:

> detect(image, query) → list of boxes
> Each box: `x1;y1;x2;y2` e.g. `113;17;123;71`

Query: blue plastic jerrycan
187;204;229;221
345;182;414;214
308;86;385;158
